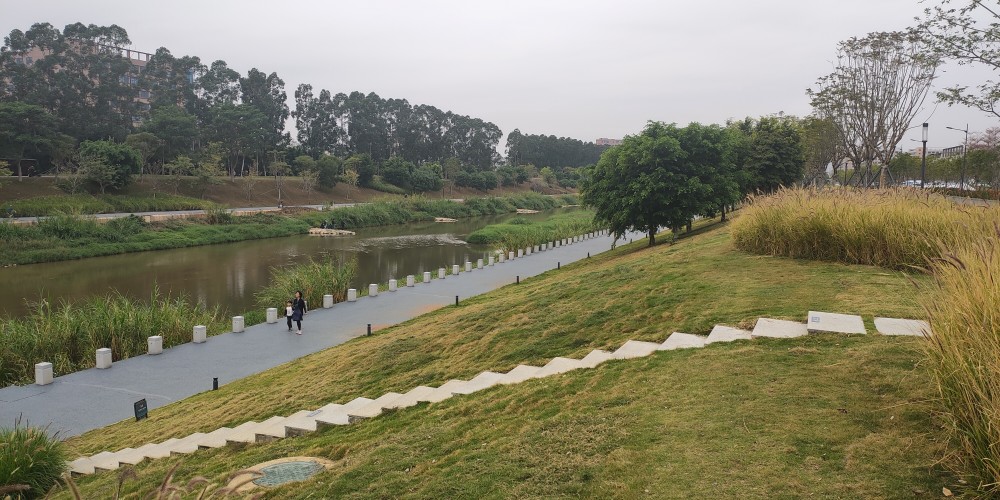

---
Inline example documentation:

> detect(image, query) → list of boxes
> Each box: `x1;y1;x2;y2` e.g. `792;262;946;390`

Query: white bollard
509;251;515;260
369;284;379;297
518;249;524;257
423;271;432;283
347;288;358;302
266;307;278;324
488;256;495;266
389;279;398;291
453;264;460;275
35;362;53;386
465;261;472;272
232;316;245;333
498;253;505;263
439;268;446;279
324;294;334;308
526;247;531;255
193;325;207;343
477;258;484;269
407;275;415;287
148;336;163;355
96;348;112;369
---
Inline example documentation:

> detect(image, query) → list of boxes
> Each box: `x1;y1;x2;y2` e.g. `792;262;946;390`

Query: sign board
134;398;148;422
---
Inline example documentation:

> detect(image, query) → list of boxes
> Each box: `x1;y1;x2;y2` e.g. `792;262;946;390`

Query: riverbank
0;193;576;266
57;221;962;498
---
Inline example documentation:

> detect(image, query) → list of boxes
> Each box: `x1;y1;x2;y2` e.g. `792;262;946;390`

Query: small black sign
134;399;148;422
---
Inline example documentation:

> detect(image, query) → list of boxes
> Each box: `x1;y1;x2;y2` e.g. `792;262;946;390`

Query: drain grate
251;460;324;487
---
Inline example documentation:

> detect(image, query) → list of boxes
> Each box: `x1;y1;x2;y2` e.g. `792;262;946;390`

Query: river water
0;209;574;319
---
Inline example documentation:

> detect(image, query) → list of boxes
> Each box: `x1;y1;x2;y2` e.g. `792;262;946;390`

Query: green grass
466;211;597;252
57;221;963;498
4;194;216;217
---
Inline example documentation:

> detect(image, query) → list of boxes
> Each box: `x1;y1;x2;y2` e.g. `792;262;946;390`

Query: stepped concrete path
0;229;637;438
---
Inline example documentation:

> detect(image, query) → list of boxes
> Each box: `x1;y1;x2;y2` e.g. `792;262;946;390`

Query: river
0;209;575;319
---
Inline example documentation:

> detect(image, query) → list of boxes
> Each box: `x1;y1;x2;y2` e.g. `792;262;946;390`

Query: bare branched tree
808;31;939;187
917;0;1000;118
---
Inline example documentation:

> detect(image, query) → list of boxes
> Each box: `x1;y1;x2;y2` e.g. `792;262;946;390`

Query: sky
2;0;997;153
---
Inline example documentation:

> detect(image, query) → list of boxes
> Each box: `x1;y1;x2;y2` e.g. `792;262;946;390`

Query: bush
410;165;444;192
369;175;407;195
255;257;358;312
0;422;66;498
455;171;498;191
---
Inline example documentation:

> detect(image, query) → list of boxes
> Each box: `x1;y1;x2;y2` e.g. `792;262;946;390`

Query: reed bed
730;187;1000;270
923;228;1000;494
0;289;226;386
254;257;358;313
466;211;597;253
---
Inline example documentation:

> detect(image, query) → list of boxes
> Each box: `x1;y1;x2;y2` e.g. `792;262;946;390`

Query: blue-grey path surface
0;231;639;437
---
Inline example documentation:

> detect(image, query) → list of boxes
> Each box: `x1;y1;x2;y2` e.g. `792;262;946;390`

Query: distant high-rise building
595;138;622;146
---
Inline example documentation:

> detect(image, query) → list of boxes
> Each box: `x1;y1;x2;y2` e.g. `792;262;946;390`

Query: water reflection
0;209;574;318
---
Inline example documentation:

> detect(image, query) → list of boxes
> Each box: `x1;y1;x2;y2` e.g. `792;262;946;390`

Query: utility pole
920;123;928;189
946;124;969;192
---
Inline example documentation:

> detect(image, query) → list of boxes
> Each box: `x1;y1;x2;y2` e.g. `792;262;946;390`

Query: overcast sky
3;0;997;152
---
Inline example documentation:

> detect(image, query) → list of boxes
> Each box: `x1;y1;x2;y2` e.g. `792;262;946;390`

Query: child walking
285;300;294;332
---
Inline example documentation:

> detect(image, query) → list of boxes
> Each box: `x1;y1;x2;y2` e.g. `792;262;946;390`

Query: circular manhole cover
228;456;337;492
252;460;324;487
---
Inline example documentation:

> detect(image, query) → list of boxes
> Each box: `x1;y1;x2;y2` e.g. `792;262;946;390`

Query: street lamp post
946;124;969;192
920;123;928;189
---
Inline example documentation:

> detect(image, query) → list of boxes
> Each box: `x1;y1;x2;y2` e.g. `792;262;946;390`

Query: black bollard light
213;377;218;391
367;323;372;336
587;252;590;258
516;275;520;284
557;262;561;269
455;295;459;306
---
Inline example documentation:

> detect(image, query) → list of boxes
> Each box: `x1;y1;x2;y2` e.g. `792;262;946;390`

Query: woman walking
291;290;307;335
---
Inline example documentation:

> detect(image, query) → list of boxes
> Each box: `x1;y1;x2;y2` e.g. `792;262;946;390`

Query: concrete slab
874;317;932;337
387;386;436;409
193;427;234;449
580;349;614;368
452;372;505;395
168;432;208;454
751;318;808;339
705;325;752;344
349;392;404;421
117;443;161;465
315;399;371;428
611;340;661;359
807;311;866;335
535;357;585;377
425;380;468;402
500;365;542;384
658;332;706;350
256;411;310;441
89;451;122;472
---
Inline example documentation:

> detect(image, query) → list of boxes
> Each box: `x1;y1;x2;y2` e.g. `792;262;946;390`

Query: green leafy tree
125;132;162;176
342;169;359;201
0;102;59;180
539;166;558;187
345;153;376;187
729;116;805;193
316;154;341;188
410;164;444;192
77;140;142;193
582;122;728;246
142;106;197;163
270;160;291;204
381;156;415;190
163;155;193;194
293;155;317;175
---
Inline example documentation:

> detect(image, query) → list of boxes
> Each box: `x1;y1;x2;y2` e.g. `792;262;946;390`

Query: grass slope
61;222;956;498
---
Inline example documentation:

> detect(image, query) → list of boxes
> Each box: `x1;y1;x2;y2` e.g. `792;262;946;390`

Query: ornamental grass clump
923;227;1000;494
0;421;66;498
731;187;1000;270
255;256;358;312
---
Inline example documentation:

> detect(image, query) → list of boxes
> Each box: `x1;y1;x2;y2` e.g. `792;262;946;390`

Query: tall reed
466;211;597;253
254;257;358;312
731;187;1000;269
0;288;226;386
923;227;1000;494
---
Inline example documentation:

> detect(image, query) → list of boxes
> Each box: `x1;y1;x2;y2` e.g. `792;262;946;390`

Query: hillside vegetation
59;221;961;498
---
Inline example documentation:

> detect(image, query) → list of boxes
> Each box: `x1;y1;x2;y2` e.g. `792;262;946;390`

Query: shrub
255;257;358;312
0;421;66;498
923;228;1000;494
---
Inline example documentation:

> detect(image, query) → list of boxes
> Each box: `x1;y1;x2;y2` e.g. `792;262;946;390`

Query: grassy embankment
466;211;598;253
0;193;574;266
58;217;961;498
1;194;216;217
733;187;1000;495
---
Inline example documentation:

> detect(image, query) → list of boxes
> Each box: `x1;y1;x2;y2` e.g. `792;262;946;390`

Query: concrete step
193;427;234;449
752;318;808;339
500;364;543;384
611;340;661;360
424;380;469;403
89;451;122;472
315;398;373;429
452;372;505;395
705;325;752;344
580;349;614;368
535;357;586;377
806;311;866;335
256;411;312;442
168;433;208;454
874;317;931;337
142;437;180;459
69;456;96;475
386;386;437;409
117;442;162;465
282;407;332;436
225;417;285;445
659;332;706;350
348;392;404;422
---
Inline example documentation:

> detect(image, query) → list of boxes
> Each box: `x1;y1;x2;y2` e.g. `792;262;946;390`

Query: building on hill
595;138;622;146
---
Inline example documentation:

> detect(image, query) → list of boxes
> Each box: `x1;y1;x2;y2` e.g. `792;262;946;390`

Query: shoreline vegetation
466;211;597;253
0;193;577;267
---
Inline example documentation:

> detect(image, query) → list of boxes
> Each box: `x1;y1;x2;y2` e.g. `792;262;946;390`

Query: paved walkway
0;231;639;437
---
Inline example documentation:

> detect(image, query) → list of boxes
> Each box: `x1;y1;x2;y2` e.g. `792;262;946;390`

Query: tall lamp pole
920;123;929;189
946;124;969;192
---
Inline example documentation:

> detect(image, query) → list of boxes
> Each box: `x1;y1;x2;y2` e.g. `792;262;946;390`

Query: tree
142;106;197;163
163;155;193;194
539;166;558;187
270;160;291;205
315;154;341;189
918;1;1000;118
808;31;938;186
125;132;162;176
581;122;727;246
730;116;805;193
800;114;844;184
78;140;142;193
381;156;415;190
345;154;375;187
342;169;359;202
0;102;59;180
